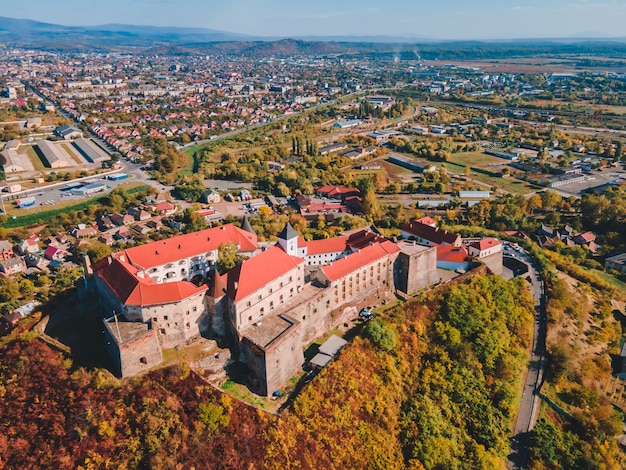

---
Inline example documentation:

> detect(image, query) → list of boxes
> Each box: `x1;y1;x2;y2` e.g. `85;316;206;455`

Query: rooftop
121;223;257;269
321;240;400;282
104;316;152;344
226;246;303;302
240;314;297;349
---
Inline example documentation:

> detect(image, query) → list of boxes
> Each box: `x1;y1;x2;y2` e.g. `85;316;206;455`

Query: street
506;246;546;470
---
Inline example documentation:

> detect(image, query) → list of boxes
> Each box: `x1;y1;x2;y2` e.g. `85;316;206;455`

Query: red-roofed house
154;201;176;215
467;238;503;258
573;231;596;246
16;234;40;255
44;245;68;261
316;185;361;200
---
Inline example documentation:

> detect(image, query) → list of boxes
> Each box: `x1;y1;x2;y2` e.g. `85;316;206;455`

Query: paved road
506;247;546;470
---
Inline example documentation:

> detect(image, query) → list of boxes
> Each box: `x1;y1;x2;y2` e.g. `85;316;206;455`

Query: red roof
316;186;361;198
469;237;502;251
226;246;303;302
155;202;175;211
305;236;348;255
437;245;468;263
416;216;437;227
346;230;387;250
94;257;205;307
575;231;596;243
121;224;257;269
126;281;205;307
321;241;400;282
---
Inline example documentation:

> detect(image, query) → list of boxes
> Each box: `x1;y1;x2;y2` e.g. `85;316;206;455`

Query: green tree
365;320;398;352
217;242;238;275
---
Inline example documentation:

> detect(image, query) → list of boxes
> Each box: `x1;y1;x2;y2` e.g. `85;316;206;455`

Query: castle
92;219;438;395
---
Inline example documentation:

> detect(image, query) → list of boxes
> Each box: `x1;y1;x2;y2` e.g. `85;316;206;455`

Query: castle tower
277;222;299;256
208;272;227;336
241;215;255;235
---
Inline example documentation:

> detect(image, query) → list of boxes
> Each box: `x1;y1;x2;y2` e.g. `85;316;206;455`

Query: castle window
193;306;197;312
186;322;190;328
289;276;292;282
280;282;283;288
248;316;252;321
302;316;306;320
140;357;147;364
160;328;166;335
152;317;157;322
247;301;251;307
270;301;274;309
164;316;168;321
280;295;284;303
258;295;262;300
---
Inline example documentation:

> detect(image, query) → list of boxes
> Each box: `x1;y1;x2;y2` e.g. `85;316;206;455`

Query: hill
0;16;249;46
0;274;537;468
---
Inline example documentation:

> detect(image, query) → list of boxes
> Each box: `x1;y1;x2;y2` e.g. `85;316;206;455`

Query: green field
447;151;541;194
448;150;505;168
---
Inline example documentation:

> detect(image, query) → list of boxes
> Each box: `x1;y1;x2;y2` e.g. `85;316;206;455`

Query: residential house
16;234;40;255
98;233;114;246
154;202;176;216
110;213;135;226
71;225;98;239
467;238;503;258
44;245;69;262
0;257;26;276
0;240;14;260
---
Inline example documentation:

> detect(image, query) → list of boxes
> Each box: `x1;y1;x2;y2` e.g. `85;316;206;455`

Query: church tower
277;222;299;256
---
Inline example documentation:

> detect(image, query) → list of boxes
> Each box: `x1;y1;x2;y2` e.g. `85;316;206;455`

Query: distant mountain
1;16;626;59
0;16;251;46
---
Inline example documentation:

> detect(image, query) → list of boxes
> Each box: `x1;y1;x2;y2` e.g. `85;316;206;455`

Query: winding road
506;248;547;469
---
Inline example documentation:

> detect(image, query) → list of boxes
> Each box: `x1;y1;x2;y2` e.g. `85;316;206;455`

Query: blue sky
3;0;626;39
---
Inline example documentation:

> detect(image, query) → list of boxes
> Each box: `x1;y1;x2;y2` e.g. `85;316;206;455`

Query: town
1;28;625;470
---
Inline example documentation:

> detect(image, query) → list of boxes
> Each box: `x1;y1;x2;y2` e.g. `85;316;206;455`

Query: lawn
448;150;505;169
591;269;626;291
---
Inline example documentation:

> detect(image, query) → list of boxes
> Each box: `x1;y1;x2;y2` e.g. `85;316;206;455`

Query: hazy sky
3;0;626;39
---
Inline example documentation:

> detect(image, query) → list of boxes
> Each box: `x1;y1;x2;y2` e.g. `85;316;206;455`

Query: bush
365;320;398;352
